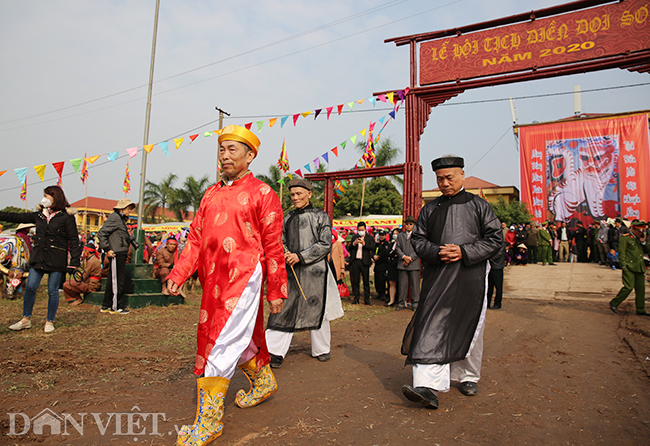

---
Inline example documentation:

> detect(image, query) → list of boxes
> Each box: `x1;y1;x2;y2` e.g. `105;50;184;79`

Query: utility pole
215;106;230;183
135;0;161;263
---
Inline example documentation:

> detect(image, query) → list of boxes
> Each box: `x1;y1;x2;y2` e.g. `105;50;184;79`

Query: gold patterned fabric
177;376;229;446
235;354;278;408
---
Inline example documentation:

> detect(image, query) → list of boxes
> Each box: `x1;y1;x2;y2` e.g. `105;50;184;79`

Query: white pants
204;262;262;379
265;317;331;358
413;321;484;392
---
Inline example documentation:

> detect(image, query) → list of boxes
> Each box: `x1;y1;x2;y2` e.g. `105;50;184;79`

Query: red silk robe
167;173;288;375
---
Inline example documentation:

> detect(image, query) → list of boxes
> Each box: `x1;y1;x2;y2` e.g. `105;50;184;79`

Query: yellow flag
34;164;46;181
301;111;311;118
86;155;101;164
174;138;184;149
143;144;154;153
269;118;277;127
357;99;365;104
387;92;394;104
360;129;367;138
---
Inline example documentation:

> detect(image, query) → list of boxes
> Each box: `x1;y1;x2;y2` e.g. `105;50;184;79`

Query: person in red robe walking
167;125;287;446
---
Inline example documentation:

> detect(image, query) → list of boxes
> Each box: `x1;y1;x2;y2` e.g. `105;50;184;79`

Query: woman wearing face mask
0;185;81;333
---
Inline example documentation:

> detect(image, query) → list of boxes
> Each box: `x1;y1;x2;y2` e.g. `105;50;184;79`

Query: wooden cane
283;245;307;300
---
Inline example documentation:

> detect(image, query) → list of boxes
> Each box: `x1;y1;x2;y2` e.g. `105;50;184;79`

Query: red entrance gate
308;0;650;221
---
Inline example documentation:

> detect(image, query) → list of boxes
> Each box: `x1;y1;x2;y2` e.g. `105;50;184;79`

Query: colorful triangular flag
257;120;265;132
269;118;278;127
322;152;329;164
314;109;322;120
387;92;394;104
159;141;169;157
107;151;119;162
331;147;338;157
143;144;154;153
86;155;101;164
369;97;376;107
360;129;367;138
293;114;300;126
303;164;312;173
280;116;289;128
174;138;183;149
244;122;252;130
70;158;82;174
341;141;347;150
52;162;64;186
14;167;28;184
34;164;46;181
81;153;88;184
126;147;138;158
350;135;357;145
347;102;354;111
294;169;303;178
326;106;333;120
203;131;212;137
189;134;199;142
300;111;311;118
123;162;131;194
337;104;344;115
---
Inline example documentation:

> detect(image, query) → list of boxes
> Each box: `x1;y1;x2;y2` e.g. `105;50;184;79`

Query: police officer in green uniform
538;221;555;266
610;221;650;316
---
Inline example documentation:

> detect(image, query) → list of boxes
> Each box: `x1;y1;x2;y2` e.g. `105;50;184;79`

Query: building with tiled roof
422;176;519;205
69;197;194;235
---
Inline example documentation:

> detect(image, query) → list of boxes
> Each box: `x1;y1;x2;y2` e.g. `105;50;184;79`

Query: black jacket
0;208;81;272
346;233;375;266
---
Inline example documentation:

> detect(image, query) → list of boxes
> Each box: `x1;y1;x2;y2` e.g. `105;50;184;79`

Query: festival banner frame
519;112;650;224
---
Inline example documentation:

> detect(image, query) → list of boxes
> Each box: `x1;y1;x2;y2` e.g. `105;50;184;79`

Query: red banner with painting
420;0;650;85
519;113;650;225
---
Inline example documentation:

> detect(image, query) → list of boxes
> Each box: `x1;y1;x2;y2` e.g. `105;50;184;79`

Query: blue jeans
23;268;63;322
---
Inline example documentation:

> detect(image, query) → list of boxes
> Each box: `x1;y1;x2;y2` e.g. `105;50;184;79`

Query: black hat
287;178;313;191
404;215;416;224
431;156;464;171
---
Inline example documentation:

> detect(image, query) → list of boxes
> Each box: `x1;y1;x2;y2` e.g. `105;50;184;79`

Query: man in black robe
401;156;502;409
266;179;344;368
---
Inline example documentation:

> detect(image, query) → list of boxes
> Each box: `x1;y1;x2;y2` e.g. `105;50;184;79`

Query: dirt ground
1;264;649;445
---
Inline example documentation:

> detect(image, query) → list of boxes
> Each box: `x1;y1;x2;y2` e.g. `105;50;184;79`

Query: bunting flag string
14;167;28;185
1;88;408;201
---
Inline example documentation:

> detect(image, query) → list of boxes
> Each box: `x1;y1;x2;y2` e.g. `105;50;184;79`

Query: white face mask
392;234;398;240
358;230;366;237
41;197;52;208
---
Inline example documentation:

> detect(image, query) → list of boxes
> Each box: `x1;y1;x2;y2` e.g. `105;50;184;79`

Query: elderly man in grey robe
401;156;502;409
266;178;344;368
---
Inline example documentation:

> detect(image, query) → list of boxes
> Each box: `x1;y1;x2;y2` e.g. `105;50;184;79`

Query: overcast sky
1;0;649;211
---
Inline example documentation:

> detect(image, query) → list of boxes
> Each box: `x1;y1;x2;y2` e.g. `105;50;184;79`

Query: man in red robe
167;125;287;445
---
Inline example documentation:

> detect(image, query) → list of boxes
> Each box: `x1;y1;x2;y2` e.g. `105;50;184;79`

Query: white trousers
204;262;262;379
413;321;485;392
265;317;331;358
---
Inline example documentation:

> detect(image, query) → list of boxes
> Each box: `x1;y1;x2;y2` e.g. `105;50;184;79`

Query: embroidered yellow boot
177;376;229;446
235;355;278;408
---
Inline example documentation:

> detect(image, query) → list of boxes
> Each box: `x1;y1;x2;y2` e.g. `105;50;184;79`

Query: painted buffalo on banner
0;235;30;299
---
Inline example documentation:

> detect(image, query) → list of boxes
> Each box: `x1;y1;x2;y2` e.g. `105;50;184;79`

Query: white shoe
9;319;32;331
44;322;55;333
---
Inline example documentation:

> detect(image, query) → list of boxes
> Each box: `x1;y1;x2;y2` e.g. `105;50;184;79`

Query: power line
0;0;412;125
466;127;512;173
1;80;647;193
0;0;463;130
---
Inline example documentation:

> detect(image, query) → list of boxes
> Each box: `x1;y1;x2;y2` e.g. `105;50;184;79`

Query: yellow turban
217;125;261;156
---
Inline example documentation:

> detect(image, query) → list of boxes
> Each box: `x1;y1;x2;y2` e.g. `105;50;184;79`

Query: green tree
170;175;211;221
0;206;29;230
143;173;177;222
490;196;532;226
333;178;402;218
354;136;403;189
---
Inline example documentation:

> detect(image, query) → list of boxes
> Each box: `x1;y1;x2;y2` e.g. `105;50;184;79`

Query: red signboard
420;0;650;85
519;113;650;225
